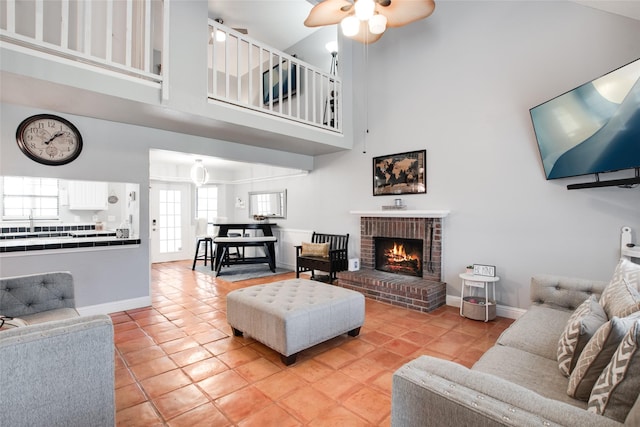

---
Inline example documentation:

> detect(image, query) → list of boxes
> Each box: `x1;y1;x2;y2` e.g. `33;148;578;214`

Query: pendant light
190;159;209;186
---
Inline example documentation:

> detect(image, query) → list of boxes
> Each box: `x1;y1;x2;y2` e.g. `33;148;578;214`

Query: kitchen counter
0;230;118;239
0;228;140;255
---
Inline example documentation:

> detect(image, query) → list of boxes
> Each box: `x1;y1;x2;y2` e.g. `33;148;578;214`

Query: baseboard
77;296;151;316
446;295;526;320
279;262;296;272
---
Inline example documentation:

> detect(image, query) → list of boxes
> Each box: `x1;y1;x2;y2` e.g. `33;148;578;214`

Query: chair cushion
557;296;607;377
20;308;80;325
568;312;640;400
600;258;640;319
301;242;330;258
0;315;28;330
588;319;640;422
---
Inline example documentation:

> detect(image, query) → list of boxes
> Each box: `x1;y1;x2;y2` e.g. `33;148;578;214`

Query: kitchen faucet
29;209;35;232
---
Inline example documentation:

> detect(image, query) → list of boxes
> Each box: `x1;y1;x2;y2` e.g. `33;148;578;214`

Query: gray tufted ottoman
226;278;365;365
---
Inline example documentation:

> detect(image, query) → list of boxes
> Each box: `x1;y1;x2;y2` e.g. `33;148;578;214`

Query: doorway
149;181;191;263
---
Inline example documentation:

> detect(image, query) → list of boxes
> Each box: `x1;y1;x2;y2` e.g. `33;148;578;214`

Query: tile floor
112;261;514;426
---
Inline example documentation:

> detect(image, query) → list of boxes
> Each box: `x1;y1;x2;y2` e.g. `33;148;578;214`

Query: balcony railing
0;0;163;83
208;19;342;133
0;2;342;134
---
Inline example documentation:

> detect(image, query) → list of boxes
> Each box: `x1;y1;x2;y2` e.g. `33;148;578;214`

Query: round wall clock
16;114;83;166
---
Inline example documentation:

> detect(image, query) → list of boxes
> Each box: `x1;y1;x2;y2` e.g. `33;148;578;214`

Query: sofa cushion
497;305;572;360
300;242;330;258
568;312;640;400
1;309;79;329
600;258;640;319
530;275;607;311
20;307;80;325
588;319;640;422
557;296;607;377
473;345;587;409
0;315;28;330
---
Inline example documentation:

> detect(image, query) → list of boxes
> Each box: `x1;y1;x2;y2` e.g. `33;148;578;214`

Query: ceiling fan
304;0;435;44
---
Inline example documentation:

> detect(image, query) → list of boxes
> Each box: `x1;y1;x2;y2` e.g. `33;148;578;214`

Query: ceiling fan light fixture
304;0;435;44
368;13;387;34
354;0;375;21
341;15;360;37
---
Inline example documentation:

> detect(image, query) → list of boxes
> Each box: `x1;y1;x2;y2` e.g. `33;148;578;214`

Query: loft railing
0;3;341;134
208;19;342;133
0;0;163;83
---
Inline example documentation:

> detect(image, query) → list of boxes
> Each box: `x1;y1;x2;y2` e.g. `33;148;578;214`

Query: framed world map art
373;150;426;196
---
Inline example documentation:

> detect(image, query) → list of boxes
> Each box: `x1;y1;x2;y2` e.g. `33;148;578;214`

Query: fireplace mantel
350;210;450;218
337;213;447;312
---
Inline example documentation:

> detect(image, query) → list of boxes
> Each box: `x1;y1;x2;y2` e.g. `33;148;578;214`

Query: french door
149;181;191;263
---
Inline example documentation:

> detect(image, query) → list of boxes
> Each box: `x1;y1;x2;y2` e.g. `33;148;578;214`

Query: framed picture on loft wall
373;150;427;196
263;62;297;105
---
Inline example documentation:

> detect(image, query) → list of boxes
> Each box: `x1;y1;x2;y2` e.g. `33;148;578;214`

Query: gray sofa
392;275;640;426
0;272;115;427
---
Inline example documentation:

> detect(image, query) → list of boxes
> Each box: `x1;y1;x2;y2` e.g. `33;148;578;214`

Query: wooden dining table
212;223;278;274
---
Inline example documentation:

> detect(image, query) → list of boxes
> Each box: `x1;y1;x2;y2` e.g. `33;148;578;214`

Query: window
159;189;182;253
196;186;218;235
2;177;59;219
256;193;271;216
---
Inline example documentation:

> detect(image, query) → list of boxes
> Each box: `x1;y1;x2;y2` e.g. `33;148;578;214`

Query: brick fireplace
336;211;448;313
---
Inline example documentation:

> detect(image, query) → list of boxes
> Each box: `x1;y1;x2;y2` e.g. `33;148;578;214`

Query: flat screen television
262;62;297;105
530;58;640;181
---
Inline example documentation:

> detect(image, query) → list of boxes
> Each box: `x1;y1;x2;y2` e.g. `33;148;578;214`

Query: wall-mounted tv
263;62;297;105
530;58;640;181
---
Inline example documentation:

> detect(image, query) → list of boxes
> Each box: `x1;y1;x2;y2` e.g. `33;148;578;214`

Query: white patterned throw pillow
588;319;640;422
568;312;640;400
600;259;640;319
557;295;608;377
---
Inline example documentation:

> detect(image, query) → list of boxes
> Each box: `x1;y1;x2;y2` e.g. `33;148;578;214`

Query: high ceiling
205;1;640;53
195;0;640;174
573;1;640;21
207;0;320;51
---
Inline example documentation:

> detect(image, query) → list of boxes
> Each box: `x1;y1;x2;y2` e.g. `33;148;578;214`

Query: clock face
16;114;83;165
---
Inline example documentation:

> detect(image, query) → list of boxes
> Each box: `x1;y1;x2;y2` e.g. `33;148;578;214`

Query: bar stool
192;218;214;270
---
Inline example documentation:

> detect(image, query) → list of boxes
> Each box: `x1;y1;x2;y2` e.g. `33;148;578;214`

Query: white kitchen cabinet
68;181;108;210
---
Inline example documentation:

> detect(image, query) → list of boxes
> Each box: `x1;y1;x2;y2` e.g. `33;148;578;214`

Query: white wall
280;1;640;309
0;104;152;311
0;102;315;311
2;1;639;313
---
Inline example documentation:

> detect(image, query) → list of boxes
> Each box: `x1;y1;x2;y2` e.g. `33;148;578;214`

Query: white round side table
459;273;499;322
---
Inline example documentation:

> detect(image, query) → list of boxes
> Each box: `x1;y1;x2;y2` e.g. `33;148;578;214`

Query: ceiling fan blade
348;25;384;44
379;0;435;28
304;0;353;27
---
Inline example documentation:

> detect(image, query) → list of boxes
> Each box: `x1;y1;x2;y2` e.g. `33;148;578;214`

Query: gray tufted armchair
0;271;115;426
1;271;79;324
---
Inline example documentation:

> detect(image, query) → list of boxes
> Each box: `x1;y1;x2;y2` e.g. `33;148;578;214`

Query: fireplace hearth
336;212;448;313
375;237;423;277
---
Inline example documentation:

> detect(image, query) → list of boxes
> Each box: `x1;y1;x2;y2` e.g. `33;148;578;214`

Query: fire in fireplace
375;237;423;277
